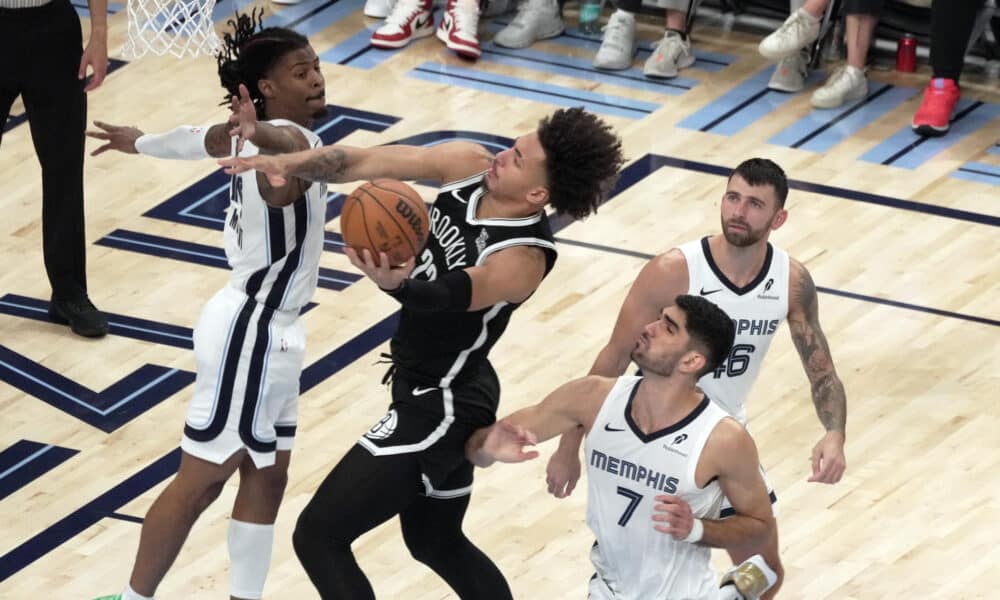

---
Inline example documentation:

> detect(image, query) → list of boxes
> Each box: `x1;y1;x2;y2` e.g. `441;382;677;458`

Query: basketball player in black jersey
221;108;625;598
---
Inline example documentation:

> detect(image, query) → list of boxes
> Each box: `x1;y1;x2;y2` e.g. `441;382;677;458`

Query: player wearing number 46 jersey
546;158;849;598
467;295;779;600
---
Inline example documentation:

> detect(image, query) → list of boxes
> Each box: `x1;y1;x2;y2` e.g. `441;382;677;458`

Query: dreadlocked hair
536;107;625;221
216;8;310;119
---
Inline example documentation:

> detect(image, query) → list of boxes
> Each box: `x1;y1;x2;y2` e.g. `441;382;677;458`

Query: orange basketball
341;179;430;265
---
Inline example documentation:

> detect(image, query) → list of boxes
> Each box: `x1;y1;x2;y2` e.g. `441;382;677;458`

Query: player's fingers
93;120;115;132
564;477;576;497
239;83;252;103
85;130;109;140
519;450;540;461
90;143;111;156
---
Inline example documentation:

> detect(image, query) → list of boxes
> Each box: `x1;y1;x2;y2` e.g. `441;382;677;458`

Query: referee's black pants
0;0;90;301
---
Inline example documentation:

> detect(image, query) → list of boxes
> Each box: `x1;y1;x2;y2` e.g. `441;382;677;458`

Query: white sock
122;584;154;600
229;519;275;600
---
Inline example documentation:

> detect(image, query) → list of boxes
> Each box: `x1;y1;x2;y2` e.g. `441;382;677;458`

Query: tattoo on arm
789;262;847;433
294;147;350;183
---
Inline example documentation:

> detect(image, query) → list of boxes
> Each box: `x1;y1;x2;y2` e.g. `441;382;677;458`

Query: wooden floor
2;1;999;598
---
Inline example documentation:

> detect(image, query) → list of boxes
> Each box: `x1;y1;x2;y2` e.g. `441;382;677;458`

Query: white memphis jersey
585;376;727;600
223;119;327;312
679;237;790;424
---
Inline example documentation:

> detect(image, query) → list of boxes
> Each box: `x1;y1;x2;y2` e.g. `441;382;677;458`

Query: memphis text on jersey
590;449;680;494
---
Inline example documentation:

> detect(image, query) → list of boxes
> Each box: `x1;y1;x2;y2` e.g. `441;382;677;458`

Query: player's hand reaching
652;495;695;540
219;154;292;186
345;248;416;291
86;121;144;156
808;430;846;484
481;419;540;465
546;443;581;498
229;84;257;154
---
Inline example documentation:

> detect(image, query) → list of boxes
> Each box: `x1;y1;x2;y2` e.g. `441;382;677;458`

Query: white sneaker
642;30;694;79
767;47;809;92
370;0;434;49
493;0;564;48
437;0;482;58
811;65;867;108
364;0;395;18
592;10;636;70
758;8;820;61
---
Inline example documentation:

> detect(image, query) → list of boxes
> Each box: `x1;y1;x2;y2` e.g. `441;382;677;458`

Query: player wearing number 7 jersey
467;295;779;600
546;158;849;598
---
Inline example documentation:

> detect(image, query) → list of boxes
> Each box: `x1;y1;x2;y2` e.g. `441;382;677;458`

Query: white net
122;0;222;59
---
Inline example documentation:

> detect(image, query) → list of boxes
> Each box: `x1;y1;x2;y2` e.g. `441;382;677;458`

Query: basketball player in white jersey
86;13;329;600
545;157;848;597
467;294;779;600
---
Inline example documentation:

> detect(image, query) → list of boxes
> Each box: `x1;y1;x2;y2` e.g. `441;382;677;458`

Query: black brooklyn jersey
389;171;557;388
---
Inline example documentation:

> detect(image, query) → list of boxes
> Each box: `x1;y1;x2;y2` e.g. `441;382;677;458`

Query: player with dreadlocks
89;10;328;600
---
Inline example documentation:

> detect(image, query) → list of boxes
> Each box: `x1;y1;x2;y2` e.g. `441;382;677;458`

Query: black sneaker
48;295;109;338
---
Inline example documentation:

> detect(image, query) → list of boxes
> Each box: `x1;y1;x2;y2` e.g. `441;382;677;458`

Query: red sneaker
911;78;960;137
370;0;434;49
436;0;481;59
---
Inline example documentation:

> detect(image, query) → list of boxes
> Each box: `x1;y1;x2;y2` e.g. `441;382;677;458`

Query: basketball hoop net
121;0;222;59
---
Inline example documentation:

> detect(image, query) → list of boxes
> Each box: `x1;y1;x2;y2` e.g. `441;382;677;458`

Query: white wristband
135;125;211;160
684;518;704;543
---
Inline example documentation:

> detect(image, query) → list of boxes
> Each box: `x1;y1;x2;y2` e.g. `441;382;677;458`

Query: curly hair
675;294;735;378
216;9;310;119
536;108;625;220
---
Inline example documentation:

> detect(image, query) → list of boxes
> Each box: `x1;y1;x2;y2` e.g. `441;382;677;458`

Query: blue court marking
951;161;1000;185
1;309;405;581
0;345;195;433
860;99;1000;168
768;83;919;152
678;67;825;135
476;42;695;95
0;294;194;349
485;20;734;72
0;441;78;502
320;26;397;69
3;59;128;134
72;1;122;17
262;0;365;36
0;447;182;583
606;153;1000;228
95;230;360;291
107;512;144;524
409;62;659;119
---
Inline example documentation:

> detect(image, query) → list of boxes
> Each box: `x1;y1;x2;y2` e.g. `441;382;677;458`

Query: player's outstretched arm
653;419;773;552
466;376;613;468
546;250;689;498
88;121;233;159
219;141;492;186
787;259;847;484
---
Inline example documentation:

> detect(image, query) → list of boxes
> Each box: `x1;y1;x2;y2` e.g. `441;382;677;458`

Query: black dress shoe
48;296;109;338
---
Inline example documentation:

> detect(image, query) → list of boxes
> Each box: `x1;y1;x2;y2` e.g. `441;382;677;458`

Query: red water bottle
896;34;917;72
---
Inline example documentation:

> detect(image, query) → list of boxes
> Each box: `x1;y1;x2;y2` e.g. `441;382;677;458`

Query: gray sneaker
767;48;809;92
593;10;636;70
493;0;563;48
811;65;868;108
642;30;694;79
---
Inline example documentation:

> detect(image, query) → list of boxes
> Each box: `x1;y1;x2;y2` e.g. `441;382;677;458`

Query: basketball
341;179;430;265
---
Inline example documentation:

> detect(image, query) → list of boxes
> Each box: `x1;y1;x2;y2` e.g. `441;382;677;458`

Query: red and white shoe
371;0;434;49
912;78;960;137
436;0;481;59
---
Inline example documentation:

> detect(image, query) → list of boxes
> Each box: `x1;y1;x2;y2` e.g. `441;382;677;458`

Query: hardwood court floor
1;1;998;598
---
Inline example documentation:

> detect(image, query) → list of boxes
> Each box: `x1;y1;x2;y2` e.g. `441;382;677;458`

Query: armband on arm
382;270;472;312
135;125;212;160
